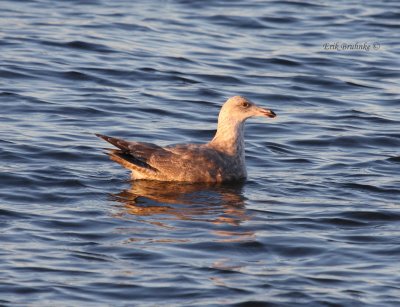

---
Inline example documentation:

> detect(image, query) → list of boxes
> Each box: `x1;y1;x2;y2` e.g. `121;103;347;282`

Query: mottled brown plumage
96;96;276;182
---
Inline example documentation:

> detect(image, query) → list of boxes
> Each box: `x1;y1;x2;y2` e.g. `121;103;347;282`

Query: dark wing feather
96;134;172;172
96;134;131;152
126;142;170;163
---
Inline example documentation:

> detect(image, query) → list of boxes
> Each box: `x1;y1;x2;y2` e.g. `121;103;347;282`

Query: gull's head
220;96;276;123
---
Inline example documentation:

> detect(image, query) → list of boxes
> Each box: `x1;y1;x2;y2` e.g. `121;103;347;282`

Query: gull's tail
95;133;158;178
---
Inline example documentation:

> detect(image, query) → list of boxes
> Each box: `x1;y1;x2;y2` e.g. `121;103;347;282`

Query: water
1;0;399;305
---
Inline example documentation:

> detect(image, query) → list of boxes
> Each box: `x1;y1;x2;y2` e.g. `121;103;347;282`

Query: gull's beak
256;107;277;118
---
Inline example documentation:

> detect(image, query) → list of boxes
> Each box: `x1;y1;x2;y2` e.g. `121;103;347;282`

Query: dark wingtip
95;134;130;152
95;133;108;140
96;133;114;145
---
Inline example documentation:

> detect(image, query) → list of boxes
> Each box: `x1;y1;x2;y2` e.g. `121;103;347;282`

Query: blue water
1;0;400;305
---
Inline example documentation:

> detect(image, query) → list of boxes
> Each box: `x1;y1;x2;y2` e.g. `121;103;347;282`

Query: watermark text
322;41;380;51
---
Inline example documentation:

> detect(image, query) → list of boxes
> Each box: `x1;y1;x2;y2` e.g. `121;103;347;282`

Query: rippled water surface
1;0;400;305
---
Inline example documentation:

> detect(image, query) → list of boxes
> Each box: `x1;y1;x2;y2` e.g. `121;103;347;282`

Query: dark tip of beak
260;108;276;118
268;110;277;118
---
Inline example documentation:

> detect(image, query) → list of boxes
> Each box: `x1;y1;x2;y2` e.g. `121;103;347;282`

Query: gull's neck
208;116;245;157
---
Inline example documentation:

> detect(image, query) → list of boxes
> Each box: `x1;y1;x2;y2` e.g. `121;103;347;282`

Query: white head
218;96;276;123
210;96;277;155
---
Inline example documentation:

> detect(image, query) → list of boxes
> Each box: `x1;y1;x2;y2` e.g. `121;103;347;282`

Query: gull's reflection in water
111;180;253;230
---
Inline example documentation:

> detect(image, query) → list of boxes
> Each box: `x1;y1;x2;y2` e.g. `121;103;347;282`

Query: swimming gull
96;96;276;182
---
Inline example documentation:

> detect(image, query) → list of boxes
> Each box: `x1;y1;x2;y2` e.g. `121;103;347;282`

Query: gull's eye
241;101;250;108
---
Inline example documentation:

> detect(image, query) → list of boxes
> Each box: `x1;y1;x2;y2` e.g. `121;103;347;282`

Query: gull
96;96;276;182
